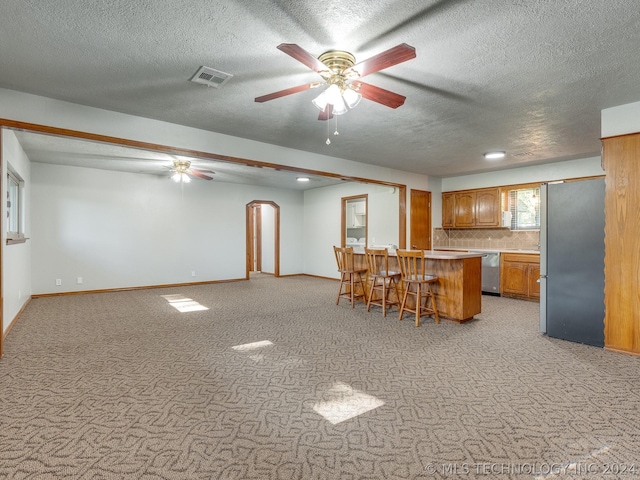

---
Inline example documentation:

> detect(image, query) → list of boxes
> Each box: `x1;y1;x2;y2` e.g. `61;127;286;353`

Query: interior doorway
246;200;280;278
341;195;368;247
410;189;432;250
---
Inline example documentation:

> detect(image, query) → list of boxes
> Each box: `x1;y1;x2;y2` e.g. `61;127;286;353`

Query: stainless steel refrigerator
539;178;605;347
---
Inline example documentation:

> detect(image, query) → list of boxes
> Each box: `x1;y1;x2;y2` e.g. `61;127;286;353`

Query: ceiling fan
255;43;417;120
167;159;215;183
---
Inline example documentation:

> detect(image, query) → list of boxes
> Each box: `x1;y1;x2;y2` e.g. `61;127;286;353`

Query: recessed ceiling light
297;177;310;182
484;151;506;160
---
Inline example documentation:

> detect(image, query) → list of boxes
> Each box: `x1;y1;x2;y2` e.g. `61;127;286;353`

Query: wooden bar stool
396;249;440;327
333;246;368;308
364;247;401;316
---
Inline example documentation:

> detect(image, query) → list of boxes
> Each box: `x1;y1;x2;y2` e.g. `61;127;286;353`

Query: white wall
441;156;604;192
602;101;640;136
260;204;275;274
2;130;32;333
0;88;436;267
303;183;400;279
31;163;304;294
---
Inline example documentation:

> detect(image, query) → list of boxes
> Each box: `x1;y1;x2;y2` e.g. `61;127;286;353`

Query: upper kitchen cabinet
442;192;455;228
346;198;366;227
442;187;501;229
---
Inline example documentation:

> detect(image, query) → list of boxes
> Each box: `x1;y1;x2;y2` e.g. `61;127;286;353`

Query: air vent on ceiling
189;66;233;88
512;151;535;158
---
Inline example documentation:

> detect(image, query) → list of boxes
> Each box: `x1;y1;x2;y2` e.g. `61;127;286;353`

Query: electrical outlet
77;277;83;284
191;271;196;277
55;279;62;286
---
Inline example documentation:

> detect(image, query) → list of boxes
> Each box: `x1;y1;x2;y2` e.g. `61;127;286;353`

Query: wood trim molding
398;186;407;249
2;297;31;341
0;118;406;189
341;194;368;248
0;130;3;358
246;200;280;278
31;278;246;298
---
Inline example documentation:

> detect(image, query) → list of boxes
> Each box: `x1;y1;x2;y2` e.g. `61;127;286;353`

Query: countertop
352;247;483;259
434;247;540;255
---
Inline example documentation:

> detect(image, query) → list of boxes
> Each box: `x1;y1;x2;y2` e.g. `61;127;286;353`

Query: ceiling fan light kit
171;172;191;183
256;43;416;144
168;159;214;183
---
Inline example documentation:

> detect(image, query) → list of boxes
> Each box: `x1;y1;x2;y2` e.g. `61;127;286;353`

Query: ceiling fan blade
255;83;315;103
189;170;213;180
277;43;330;75
353;81;406;109
349;43;416;78
192;168;215;175
318;104;333;121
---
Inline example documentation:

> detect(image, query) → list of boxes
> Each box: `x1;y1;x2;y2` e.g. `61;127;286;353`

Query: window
508;187;540;230
6;169;24;241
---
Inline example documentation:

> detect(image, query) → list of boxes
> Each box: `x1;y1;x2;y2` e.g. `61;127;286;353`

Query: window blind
508;187;540;230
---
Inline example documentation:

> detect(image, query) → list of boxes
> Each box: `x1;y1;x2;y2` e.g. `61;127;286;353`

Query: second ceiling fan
255;43;416;120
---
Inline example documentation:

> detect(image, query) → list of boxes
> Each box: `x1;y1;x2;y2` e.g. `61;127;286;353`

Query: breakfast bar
353;248;483;323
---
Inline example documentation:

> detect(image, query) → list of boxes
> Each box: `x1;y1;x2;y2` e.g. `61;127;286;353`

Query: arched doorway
246;200;280;278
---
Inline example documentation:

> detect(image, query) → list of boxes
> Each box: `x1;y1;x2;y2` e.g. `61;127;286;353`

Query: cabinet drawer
502;253;540;264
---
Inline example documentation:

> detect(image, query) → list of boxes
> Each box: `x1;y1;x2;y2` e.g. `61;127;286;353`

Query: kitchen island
352;249;482;323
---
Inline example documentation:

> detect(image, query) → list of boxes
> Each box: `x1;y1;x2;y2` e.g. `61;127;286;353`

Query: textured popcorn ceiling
1;1;639;178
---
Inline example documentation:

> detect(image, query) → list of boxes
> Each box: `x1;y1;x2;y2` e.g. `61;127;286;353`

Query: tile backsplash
434;228;540;250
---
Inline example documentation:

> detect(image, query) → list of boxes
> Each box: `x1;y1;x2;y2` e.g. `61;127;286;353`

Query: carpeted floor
1;274;638;479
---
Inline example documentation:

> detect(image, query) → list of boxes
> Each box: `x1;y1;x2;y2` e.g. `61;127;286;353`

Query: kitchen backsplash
434;228;540;250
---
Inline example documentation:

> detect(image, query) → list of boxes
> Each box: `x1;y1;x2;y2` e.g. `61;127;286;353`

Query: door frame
341;194;368;247
246;200;279;278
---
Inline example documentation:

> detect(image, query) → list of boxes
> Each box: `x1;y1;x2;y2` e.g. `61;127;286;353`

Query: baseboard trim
31;278;247;298
3;296;32;341
294;273;339;281
604;346;640;357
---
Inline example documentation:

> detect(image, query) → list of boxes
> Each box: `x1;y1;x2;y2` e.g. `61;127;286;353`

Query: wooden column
602;134;640;355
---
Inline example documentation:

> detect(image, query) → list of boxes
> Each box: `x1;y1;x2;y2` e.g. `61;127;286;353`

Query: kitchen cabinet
501;253;540;301
442;192;455;228
442;187;501;228
347;202;366;227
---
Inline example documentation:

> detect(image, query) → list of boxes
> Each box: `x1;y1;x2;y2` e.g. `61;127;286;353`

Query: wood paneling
602;135;640;355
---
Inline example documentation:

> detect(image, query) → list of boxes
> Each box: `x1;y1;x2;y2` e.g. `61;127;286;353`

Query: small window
508;187;540;230
7;170;23;240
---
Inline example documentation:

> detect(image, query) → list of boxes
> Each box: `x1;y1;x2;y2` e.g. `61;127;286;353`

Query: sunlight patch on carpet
161;294;209;312
313;381;385;424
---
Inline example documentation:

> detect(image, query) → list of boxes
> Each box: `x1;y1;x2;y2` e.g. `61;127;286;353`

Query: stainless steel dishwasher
478;251;501;295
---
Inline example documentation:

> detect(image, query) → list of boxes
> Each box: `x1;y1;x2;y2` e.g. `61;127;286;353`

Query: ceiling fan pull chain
334;115;339;136
326;116;331;145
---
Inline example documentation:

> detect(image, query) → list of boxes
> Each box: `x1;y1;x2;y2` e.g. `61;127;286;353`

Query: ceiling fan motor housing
318;50;356;73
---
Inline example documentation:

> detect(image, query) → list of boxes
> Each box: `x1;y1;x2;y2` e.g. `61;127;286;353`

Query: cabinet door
347;204;357;227
502;262;528;295
475;188;500;227
454;192;475;227
442;192;455;228
528;264;540;298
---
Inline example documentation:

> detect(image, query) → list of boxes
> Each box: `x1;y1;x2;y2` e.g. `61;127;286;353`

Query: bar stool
333;246;368;308
396;249;440;327
364;247;401;316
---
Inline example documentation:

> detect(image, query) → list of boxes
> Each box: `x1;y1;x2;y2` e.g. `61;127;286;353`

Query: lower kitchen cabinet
501;253;540;301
